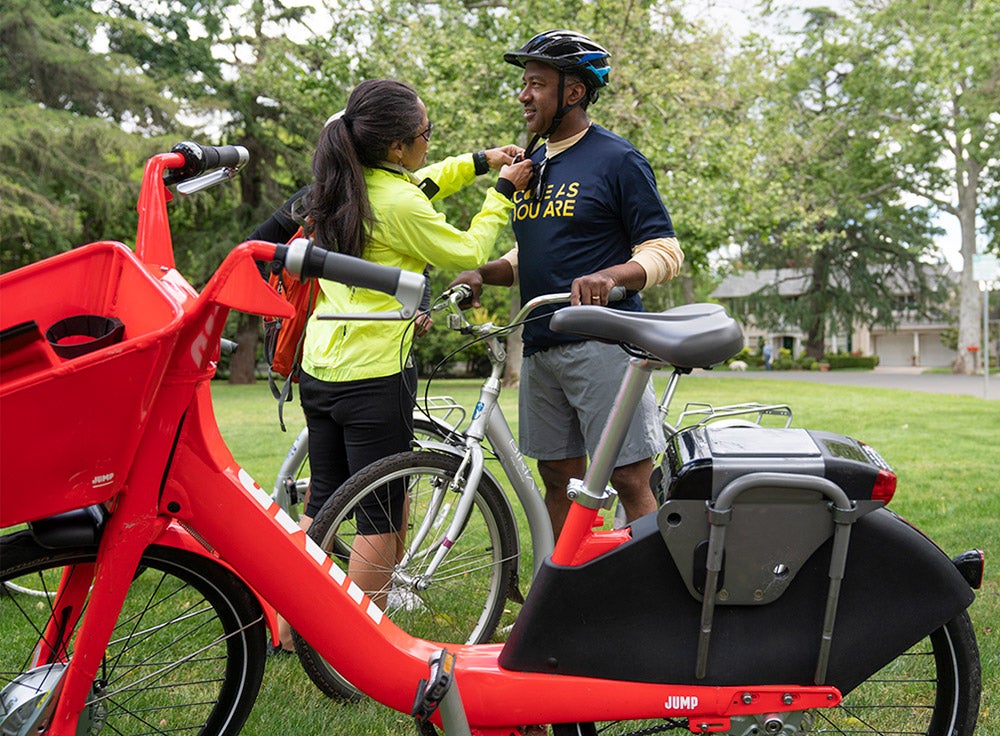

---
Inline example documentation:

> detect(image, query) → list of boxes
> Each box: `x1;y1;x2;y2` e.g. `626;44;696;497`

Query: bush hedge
723;349;880;371
824;352;880;370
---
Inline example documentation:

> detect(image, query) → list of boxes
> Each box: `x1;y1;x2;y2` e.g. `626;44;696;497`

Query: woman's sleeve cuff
494;178;516;200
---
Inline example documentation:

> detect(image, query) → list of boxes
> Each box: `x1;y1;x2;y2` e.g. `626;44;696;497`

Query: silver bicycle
289;286;795;699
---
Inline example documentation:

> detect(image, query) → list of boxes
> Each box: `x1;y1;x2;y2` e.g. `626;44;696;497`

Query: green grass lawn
212;373;998;735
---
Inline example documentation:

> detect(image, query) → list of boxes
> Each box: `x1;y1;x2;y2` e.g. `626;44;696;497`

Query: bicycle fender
500;507;975;694
28;505;107;549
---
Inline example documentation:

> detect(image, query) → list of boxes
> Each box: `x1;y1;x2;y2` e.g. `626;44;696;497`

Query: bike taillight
952;549;985;589
872;467;897;504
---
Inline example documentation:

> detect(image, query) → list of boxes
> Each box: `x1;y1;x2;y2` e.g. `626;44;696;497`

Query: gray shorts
518;340;666;466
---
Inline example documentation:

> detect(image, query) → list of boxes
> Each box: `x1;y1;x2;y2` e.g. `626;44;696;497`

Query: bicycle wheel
558;611;981;736
0;531;267;736
814;610;980;735
296;450;518;700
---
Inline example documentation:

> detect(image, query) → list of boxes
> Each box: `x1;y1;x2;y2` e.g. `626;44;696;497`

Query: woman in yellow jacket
299;79;533;608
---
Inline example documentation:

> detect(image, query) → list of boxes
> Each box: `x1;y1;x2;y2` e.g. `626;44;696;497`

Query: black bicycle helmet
504;30;611;94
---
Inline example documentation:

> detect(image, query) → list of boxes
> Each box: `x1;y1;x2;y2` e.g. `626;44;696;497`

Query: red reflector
872;468;897;503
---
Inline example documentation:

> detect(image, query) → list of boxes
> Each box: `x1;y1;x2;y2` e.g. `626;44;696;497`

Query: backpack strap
268;276;315;431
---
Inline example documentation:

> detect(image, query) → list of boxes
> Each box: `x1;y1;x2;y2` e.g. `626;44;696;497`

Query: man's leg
537;455;588;538
610;456;658;523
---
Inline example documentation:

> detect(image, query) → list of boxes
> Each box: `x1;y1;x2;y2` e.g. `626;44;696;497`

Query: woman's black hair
305;79;424;258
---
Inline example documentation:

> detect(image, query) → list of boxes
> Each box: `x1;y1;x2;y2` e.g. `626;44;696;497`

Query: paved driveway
699;366;998;400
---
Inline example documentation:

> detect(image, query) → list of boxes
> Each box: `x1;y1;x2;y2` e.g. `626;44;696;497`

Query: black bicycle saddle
549;302;743;369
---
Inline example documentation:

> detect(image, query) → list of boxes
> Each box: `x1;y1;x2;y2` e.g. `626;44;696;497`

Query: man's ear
565;80;588;106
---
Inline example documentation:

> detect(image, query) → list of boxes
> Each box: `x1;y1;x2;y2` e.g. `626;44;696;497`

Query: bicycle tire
271;416;454;518
0;531;267;736
558;610;981;736
295;450;519;700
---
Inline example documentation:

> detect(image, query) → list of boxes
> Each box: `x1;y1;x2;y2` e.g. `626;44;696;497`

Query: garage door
874;330;953;367
874;333;913;366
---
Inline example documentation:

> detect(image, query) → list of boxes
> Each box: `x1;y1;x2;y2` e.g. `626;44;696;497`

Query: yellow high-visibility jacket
302;154;512;382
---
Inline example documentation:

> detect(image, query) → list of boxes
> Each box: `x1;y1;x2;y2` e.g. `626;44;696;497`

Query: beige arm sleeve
500;247;519;286
628;237;684;288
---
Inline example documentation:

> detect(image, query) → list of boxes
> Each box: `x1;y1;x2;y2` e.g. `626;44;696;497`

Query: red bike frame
1;150;842;735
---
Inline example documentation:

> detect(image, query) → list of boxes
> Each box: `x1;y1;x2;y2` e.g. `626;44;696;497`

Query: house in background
710;267;958;367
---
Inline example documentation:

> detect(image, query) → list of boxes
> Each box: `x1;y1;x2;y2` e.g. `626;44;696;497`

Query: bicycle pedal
411;649;456;733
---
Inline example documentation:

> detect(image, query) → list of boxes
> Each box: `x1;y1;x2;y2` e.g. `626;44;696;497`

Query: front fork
45;501;169;735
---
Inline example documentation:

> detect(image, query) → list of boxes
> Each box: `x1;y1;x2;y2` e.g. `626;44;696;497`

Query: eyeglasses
416;121;433;142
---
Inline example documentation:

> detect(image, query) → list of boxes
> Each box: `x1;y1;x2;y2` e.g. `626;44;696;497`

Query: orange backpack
263;227;319;428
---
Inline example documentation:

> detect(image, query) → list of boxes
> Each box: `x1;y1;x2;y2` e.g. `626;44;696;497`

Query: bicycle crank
720;710;814;736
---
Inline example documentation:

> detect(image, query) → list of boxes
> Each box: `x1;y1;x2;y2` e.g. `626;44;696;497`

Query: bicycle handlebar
163;142;249;187
279;237;426;320
436;284;627;334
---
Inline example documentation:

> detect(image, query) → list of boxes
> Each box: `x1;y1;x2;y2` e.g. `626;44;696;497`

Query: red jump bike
0;143;984;736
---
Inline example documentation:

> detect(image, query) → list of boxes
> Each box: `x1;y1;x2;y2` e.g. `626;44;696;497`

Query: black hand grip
288;239;402;295
608;285;627;303
163;142;249;185
280;238;426;318
313;251;403;294
202;145;249;170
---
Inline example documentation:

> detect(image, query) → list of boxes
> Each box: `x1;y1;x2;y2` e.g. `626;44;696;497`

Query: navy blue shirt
511;125;674;354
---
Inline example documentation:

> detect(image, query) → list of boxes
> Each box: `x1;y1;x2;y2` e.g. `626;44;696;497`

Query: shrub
823;352;880;370
733;347;763;367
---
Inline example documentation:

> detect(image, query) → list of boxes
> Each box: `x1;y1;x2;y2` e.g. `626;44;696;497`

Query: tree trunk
228;313;260;384
681;273;695;305
803;251;831;360
953;155;981;375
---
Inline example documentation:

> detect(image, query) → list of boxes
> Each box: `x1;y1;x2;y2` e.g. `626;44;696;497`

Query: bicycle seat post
585;356;656;493
552;356;655;562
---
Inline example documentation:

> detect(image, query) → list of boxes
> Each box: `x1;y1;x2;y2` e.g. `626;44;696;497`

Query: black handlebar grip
316;251;403;295
290;239;402;296
164;142;249;185
608;285;627;303
201;145;249;170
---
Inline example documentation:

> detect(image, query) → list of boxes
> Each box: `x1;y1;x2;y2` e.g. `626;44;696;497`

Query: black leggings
299;369;415;528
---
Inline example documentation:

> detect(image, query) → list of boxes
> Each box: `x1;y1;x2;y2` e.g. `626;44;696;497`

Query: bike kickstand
411;649;471;736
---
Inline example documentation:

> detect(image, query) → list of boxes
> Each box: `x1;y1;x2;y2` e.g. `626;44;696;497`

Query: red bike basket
0;241;183;526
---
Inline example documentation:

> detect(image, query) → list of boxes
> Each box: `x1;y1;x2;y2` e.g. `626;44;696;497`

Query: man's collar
543;124;592;159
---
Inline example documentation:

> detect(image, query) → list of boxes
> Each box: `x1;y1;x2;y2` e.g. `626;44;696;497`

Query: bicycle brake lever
175;167;240;196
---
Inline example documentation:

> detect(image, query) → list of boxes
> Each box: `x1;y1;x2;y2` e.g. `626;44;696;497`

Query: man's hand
571;263;646;305
447;270;485;308
571;272;618;306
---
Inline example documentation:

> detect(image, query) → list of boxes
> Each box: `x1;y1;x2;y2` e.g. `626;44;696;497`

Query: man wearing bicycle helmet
451;30;683;535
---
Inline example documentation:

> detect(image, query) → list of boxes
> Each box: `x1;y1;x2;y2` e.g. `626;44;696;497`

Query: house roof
711;264;957;299
711;269;810;299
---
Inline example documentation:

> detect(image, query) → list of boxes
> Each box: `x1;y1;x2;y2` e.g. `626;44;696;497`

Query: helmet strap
541;71;586;141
